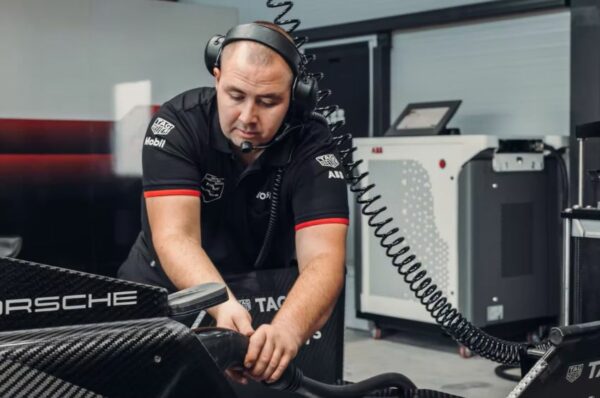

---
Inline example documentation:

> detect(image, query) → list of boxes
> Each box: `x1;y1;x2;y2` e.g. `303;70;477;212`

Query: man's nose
239;101;258;125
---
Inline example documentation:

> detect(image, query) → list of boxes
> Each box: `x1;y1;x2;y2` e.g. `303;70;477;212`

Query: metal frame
561;215;572;326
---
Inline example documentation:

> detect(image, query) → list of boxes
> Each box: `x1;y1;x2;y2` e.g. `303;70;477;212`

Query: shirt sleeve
290;123;349;231
142;104;204;198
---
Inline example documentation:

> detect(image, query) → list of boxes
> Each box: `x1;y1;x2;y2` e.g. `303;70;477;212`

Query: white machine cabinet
353;135;566;329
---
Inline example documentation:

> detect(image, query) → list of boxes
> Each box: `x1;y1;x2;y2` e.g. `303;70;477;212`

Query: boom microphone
239;124;299;153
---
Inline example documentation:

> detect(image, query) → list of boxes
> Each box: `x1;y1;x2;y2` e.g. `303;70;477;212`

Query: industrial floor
342;268;518;398
343;328;518;398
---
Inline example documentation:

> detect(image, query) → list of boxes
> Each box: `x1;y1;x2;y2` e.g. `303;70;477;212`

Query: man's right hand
208;299;254;337
208;299;254;385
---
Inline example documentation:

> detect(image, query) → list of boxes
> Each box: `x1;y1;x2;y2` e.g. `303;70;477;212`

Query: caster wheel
459;345;474;359
371;327;383;340
368;322;383;340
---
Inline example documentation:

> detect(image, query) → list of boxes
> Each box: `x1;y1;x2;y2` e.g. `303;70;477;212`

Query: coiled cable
267;0;550;366
254;167;284;269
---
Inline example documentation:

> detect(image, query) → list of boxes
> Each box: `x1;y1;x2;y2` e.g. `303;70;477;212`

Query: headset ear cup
204;35;225;75
291;76;318;120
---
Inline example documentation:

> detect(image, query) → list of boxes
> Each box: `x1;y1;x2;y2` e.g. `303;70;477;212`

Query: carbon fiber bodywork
0;257;169;332
0;318;237;398
0;257;239;397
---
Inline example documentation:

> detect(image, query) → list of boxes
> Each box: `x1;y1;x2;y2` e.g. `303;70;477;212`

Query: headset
204;23;318;125
204;23;319;266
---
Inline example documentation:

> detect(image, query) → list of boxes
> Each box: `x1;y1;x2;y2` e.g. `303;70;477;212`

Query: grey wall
0;0;237;119
184;0;493;30
390;11;570;137
179;0;571;138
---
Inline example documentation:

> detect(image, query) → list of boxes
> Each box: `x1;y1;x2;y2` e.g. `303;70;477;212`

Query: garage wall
183;0;493;30
390;11;570;137
0;0;237;120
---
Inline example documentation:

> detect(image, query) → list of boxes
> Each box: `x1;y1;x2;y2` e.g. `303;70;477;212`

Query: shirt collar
210;103;232;154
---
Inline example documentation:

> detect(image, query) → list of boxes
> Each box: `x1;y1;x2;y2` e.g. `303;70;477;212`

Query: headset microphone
238;123;300;154
240;141;254;153
239;140;279;153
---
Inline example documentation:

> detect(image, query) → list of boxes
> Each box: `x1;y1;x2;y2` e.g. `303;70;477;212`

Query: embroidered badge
151;117;175;136
200;174;225;203
315;154;340;168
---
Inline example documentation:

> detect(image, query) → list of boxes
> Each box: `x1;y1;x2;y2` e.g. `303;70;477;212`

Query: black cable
494;364;521;382
271;363;413;397
196;328;468;398
267;0;549;366
254;167;284;269
545;144;569;210
303;372;413;397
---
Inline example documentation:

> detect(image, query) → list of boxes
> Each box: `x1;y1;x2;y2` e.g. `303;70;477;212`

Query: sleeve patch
151;117;176;136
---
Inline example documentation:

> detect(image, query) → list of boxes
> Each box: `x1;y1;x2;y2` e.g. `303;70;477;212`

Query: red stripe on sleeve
144;189;201;198
295;217;349;231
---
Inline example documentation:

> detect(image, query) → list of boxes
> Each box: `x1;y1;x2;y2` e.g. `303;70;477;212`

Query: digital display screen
396;107;450;130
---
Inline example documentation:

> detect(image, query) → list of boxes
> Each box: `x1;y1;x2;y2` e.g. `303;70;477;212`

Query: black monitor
514;321;600;397
385;100;462;136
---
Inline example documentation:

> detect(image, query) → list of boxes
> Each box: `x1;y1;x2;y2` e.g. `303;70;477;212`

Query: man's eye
230;93;243;101
260;100;277;107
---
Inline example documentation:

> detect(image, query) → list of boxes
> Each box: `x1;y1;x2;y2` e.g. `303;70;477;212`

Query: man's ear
213;67;221;85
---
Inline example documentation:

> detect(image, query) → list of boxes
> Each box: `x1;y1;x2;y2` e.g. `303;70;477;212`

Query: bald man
118;21;349;384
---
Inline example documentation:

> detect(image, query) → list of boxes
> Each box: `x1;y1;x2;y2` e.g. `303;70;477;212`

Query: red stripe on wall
0;154;112;179
144;189;201;198
0;118;113;136
295;217;349;231
0;109;161;153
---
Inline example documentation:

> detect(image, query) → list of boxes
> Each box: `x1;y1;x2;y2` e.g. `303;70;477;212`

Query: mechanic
118;22;349;385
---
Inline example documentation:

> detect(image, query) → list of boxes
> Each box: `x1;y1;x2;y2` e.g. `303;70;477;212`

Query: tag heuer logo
566;364;584;383
239;299;252;311
200;174;225;203
316;154;339;168
151;117;175;136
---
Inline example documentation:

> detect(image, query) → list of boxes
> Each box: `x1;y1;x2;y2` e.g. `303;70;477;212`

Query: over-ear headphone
204;23;318;121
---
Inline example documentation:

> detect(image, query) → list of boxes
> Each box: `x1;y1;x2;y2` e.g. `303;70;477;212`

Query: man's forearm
154;233;227;291
271;254;344;345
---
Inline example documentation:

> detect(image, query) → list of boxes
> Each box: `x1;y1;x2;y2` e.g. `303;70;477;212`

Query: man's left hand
243;323;302;383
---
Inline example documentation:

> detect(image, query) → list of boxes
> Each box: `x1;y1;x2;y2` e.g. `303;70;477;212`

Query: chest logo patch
200;174;225;203
256;191;272;201
315;154;340;168
151;117;175;136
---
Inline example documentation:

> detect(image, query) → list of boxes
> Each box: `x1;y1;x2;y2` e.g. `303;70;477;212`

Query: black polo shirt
118;87;349;292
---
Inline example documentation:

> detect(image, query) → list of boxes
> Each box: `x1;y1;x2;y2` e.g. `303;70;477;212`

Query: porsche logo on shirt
200;174;225;203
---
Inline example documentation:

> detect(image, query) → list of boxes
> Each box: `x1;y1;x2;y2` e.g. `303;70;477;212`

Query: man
118;22;348;384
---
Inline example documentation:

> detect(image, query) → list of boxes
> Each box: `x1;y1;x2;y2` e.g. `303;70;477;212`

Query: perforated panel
367;160;450;301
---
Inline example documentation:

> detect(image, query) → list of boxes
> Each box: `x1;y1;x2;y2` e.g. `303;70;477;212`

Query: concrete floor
342;265;520;397
343;328;518;398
